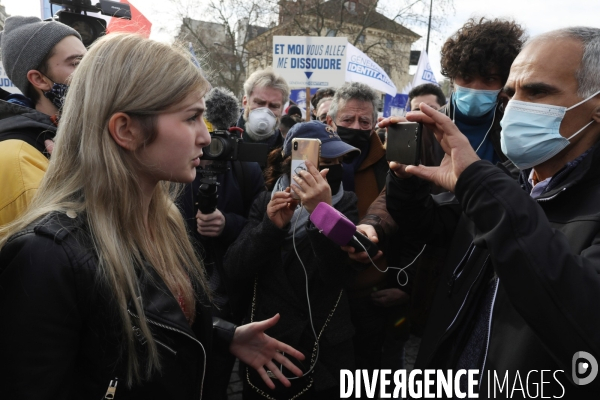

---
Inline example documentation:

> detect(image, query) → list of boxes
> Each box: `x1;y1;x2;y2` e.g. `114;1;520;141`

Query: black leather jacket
0;212;236;399
386;142;600;398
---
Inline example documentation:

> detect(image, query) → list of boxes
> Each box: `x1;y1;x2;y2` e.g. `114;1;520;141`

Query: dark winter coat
0;88;55;156
0;211;235;399
386;141;600;398
223;190;359;392
178;160;265;322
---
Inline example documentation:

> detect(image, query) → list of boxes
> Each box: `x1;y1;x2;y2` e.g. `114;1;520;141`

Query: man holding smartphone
349;17;527;372
359;17;526;254
384;27;600;397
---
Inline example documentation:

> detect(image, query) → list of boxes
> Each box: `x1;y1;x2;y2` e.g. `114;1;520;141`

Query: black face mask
319;163;343;195
43;82;69;110
335;125;372;150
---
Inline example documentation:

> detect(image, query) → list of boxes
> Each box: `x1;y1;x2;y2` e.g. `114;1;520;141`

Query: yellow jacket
0;140;48;226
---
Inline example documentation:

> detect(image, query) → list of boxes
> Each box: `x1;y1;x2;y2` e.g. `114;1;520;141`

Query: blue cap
283;121;360;160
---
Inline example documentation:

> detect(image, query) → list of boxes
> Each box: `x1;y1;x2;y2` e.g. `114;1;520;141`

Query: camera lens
294;142;298;150
207;137;225;157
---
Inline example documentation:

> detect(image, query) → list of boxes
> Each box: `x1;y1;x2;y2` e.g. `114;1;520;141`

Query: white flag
411;50;439;87
345;43;397;96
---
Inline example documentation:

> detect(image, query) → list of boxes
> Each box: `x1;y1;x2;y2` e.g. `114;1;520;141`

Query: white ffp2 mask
245;107;277;141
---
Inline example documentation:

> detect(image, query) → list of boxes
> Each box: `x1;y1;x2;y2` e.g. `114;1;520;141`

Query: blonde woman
0;33;302;399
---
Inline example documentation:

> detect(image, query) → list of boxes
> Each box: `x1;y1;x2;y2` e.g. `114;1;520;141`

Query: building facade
0;3;8;31
245;0;419;94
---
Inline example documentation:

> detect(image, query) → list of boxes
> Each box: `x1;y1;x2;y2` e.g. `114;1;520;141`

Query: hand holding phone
291;160;331;213
386;122;423;166
290;138;321;200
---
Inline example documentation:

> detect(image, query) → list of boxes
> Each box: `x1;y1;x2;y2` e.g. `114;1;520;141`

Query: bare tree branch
169;0;455;96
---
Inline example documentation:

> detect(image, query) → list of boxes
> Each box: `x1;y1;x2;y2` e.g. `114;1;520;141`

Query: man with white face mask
383;27;600;398
239;67;289;151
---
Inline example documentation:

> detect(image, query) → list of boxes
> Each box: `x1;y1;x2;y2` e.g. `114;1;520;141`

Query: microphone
204;87;240;131
309;202;379;258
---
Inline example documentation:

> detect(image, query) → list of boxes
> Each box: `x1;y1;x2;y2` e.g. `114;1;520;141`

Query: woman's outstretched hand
229;314;305;389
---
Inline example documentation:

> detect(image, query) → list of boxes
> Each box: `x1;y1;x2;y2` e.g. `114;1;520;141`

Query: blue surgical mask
500;90;600;170
453;84;501;117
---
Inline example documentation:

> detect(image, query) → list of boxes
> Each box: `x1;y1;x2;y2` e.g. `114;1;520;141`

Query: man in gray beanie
0;16;85;225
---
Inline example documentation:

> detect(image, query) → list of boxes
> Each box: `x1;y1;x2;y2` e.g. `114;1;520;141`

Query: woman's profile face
136;94;210;186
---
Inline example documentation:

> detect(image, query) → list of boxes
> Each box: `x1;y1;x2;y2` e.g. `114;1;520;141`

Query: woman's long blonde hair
0;33;211;384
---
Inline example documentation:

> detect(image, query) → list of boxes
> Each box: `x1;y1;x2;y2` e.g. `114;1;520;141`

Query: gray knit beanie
0;16;82;95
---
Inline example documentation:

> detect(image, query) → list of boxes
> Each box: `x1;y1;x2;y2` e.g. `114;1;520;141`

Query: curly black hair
441;18;526;84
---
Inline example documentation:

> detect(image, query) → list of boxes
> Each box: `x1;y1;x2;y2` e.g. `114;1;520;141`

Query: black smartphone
385;122;422;166
349;231;379;258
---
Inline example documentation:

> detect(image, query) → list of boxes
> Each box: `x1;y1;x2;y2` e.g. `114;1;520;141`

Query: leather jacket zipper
429;256;489;374
536;187;566;202
479;278;499;390
448;243;476;296
103;378;118;400
128;310;206;399
155;338;177;355
132;325;177;355
444;255;489;336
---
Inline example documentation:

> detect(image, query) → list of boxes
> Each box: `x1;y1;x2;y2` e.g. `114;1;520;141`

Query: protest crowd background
0;1;599;399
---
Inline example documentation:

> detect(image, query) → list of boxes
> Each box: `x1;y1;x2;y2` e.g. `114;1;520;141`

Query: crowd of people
0;12;598;400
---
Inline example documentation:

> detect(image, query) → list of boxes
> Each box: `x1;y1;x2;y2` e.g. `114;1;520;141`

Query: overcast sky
3;0;600;83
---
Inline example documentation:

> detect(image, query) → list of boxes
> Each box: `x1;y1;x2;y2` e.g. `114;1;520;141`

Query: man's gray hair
328;82;379;127
243;67;290;105
532;27;600;98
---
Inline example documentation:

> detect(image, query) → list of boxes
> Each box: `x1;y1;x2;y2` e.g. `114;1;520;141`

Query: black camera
49;1;131;46
202;128;269;167
195;127;269;215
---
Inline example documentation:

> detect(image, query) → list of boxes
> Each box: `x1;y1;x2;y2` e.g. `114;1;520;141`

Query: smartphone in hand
386;122;422;166
290;138;321;199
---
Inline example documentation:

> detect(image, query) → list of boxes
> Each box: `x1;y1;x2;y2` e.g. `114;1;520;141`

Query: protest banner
345;43;396;96
0;66;20;94
274;36;347;119
411;50;439;87
273;36;348;89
